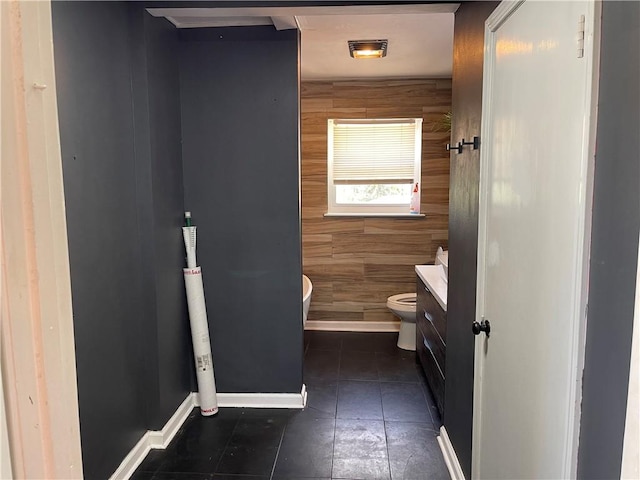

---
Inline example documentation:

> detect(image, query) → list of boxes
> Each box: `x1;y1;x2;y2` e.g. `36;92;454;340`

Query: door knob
472;319;491;337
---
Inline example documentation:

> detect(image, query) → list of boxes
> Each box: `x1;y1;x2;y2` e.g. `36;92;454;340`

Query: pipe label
196;353;212;372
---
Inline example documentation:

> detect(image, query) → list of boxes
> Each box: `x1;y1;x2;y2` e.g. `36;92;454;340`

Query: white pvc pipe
183;225;218;416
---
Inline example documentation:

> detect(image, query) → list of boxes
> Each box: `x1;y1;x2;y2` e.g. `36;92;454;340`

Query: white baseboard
109;393;194;480
305;320;400;332
109;385;308;480
438;426;465;480
193;385;308;409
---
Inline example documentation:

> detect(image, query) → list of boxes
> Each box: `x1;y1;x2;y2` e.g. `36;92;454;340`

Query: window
327;118;422;215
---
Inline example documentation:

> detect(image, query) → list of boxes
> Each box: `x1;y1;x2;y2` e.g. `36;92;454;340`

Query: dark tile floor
131;332;447;480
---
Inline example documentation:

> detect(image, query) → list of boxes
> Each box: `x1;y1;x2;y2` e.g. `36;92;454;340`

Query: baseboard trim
148;393;196;449
193;385;308;409
305;320;400;332
110;386;308;480
109;393;194;480
438;426;465;480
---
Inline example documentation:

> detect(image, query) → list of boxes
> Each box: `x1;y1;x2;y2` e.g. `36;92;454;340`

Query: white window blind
329;119;422;185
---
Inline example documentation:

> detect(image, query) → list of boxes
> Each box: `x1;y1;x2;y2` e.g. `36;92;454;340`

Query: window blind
330;119;420;185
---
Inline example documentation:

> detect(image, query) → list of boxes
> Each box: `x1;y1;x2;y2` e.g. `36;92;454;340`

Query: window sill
324;213;426;218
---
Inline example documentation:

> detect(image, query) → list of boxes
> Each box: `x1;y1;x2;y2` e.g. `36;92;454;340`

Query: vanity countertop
415;265;448;311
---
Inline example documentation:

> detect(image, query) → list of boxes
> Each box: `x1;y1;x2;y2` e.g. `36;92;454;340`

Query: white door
472;1;598;479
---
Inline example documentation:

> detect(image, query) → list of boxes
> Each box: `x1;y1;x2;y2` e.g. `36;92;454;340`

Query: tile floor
131;332;448;480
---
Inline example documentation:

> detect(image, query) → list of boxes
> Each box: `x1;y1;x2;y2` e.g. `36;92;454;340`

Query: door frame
621;232;640;478
471;1;601;478
1;0;83;477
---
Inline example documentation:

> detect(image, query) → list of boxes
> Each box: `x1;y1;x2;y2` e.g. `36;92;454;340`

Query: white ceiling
298;13;455;80
148;5;458;81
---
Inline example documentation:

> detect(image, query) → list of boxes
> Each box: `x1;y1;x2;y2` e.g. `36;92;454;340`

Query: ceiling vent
348;39;388;59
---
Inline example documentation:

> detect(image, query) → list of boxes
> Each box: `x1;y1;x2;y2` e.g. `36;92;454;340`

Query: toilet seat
386;293;417;313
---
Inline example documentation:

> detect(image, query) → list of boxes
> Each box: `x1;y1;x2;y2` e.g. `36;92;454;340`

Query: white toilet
387;293;417;351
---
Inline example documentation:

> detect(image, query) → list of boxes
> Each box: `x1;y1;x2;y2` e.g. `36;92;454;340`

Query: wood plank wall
301;79;452;325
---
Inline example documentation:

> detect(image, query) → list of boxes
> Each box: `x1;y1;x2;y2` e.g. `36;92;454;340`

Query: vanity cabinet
416;275;446;416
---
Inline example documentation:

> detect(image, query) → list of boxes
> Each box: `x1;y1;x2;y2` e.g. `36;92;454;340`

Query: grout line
268;416;288;480
382;417;393;480
332;370;340;419
379;378;386;424
212;411;242;475
330;335;343;479
336;336;344;390
330;413;338;479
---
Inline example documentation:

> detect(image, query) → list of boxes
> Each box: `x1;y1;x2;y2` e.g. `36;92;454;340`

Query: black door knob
472;319;491;337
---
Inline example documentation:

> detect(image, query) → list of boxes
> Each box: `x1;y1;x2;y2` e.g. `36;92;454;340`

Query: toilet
387;293;417;351
302;274;313;327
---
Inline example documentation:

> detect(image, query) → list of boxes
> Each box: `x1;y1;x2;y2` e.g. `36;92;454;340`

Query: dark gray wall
180;27;303;394
578;2;640;478
145;13;194;428
445;3;498;479
130;8;194;430
53;4;148;477
52;3;191;478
